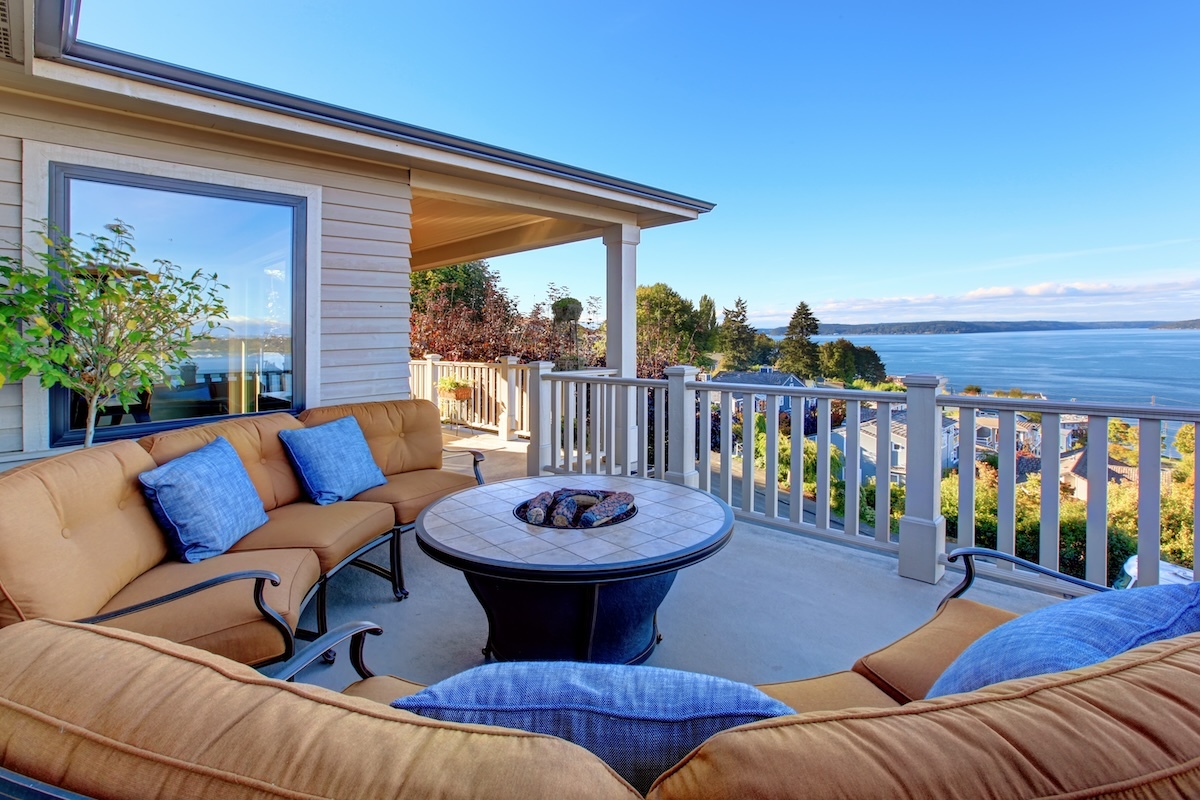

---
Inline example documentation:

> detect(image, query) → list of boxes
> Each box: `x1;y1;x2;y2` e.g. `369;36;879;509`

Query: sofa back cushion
298;399;443;475
138;413;304;511
0;442;168;626
649;633;1200;800
0;620;638;800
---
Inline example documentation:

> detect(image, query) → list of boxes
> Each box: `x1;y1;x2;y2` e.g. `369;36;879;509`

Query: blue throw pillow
139;436;269;563
928;583;1200;697
392;661;794;794
278;416;386;505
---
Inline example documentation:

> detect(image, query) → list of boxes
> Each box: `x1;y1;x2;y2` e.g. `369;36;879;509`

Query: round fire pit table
415;475;734;664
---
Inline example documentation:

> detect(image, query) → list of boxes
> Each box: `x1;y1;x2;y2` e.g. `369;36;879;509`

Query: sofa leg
390;527;409;601
316;580;336;664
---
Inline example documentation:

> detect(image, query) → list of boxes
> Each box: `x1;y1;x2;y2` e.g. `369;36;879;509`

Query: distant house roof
709;371;803;388
1016;455;1043;482
1059;447;1139;485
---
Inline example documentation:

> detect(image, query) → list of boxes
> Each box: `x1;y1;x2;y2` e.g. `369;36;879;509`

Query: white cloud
749;277;1200;326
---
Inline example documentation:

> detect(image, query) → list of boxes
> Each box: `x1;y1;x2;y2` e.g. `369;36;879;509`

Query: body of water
812;328;1200;409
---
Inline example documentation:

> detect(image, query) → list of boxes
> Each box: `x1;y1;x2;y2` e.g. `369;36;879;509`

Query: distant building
859;408;959;486
709;367;809;415
1059;447;1139;502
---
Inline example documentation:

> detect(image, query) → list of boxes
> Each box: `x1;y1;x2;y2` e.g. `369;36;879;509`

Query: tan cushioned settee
0;399;477;666
4;599;1200;798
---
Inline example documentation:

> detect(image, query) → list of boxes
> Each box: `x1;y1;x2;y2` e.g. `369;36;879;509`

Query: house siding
0;133;21;452
0;93;413;457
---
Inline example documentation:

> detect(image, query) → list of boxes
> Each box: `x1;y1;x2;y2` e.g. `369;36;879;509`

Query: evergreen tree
818;338;857;382
696;294;719;352
776;301;820;378
854;345;887;383
718;298;757;370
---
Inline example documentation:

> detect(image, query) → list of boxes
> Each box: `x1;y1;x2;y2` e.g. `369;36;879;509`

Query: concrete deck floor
298;428;1058;691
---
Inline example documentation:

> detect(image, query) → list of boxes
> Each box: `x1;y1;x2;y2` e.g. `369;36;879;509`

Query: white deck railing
411;356;534;439
524;362;1199;593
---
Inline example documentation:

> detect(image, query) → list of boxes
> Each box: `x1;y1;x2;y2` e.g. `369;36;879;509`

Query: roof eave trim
42;33;714;215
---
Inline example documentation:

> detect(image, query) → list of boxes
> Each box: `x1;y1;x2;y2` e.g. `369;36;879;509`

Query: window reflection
59;172;298;434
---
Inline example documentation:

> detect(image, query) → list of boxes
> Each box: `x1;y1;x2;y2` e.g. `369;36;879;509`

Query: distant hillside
1154;319;1200;330
762;320;1174;336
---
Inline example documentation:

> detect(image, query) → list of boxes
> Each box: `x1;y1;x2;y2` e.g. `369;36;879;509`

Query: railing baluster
550;379;562;472
844;399;860;537
589;382;602;475
789;394;804;525
719;392;733;503
1085;415;1110;586
997;410;1017;567
604;384;617;475
654;386;666;480
816;397;831;530
875;401;892;543
957;407;976;548
576;381;588;473
764;395;779;518
698;389;713;492
638;387;649;477
740;401;755;514
1137;418;1162;586
1039;412;1061;571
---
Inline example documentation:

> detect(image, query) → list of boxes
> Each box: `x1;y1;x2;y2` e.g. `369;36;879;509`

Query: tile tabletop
418;475;732;570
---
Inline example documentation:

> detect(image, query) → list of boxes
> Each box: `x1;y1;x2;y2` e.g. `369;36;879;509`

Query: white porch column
604;224;640;471
898;373;946;583
664;365;700;486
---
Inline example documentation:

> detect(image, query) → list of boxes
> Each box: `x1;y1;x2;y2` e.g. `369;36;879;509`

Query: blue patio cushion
278;416;386;505
928;582;1200;698
392;661;794;794
139;436;269;563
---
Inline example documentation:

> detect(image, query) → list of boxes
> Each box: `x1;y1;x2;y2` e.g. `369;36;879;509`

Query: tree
696;294;719;353
1175;424;1195;456
411;261;490;315
0;222;228;447
853;345;887;383
718;298;757;371
776;301;820;379
751;332;778;367
410;261;520;361
963;384;983;395
635;283;710;377
818;338;857;382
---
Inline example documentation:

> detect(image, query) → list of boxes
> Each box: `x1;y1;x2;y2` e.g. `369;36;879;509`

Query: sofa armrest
76;570;295;661
443;447;485;485
259;621;383;682
941;547;1110;610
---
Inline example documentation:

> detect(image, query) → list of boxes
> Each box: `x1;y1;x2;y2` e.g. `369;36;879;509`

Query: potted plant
437;375;473;401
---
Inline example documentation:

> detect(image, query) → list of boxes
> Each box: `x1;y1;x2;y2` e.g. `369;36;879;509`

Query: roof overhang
13;0;712;270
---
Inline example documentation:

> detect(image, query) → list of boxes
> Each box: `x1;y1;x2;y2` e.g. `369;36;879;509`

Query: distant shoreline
762;319;1200;336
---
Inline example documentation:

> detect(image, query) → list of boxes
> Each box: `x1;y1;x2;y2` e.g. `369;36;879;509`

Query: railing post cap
664;364;701;377
529;361;554;373
903;373;942;388
500;355;520;364
426;354;443;362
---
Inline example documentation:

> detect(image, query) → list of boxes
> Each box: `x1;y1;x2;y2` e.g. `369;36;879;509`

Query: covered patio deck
298;428;1058;691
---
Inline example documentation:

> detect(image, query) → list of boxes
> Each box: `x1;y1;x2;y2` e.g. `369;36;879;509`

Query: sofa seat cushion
0;440;167;627
356;468;478;524
95;548;320;666
342;674;427;704
298;399;445;475
138;413;305;511
393;661;794;795
648;633;1200;800
929;583;1200;697
231;500;395;573
0;620;639;800
139;436;270;563
756;670;900;712
852;597;1018;702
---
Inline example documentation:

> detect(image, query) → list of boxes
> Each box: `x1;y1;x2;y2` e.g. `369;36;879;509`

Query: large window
48;164;307;446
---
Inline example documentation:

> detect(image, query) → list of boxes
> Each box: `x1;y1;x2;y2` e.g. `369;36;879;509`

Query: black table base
465;572;677;664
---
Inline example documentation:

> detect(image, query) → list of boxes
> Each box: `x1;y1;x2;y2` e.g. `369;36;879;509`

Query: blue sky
78;1;1200;326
